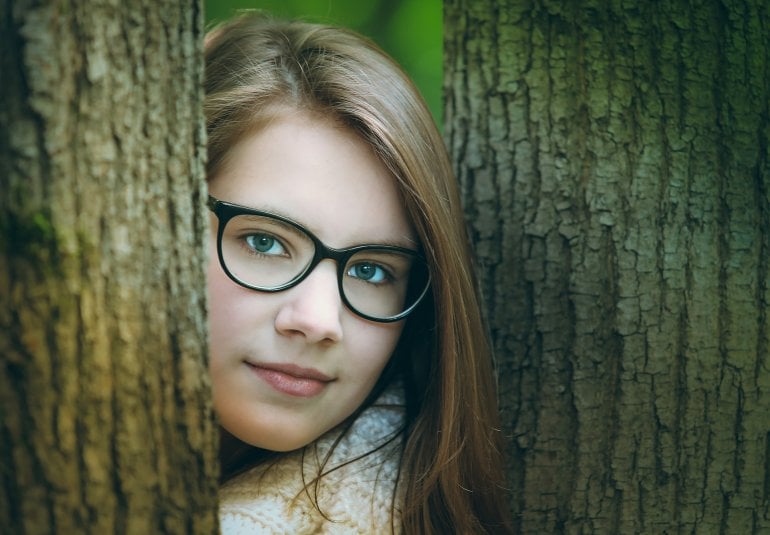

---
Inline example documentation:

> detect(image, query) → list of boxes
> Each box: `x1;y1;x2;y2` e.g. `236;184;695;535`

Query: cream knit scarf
219;386;404;534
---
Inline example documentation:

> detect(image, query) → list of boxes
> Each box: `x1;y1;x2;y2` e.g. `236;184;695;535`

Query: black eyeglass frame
207;195;431;323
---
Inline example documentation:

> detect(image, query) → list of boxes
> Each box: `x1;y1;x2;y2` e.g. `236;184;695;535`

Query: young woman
205;13;513;533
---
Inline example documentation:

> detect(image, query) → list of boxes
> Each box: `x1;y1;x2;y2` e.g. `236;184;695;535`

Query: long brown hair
205;13;512;533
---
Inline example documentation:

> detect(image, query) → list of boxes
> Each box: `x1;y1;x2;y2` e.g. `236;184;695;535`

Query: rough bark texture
0;1;218;533
445;1;769;533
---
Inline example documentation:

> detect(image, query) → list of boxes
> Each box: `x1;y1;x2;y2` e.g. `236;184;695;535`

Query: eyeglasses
207;195;431;323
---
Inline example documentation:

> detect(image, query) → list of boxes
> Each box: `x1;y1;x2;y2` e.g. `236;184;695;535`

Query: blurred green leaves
204;0;442;125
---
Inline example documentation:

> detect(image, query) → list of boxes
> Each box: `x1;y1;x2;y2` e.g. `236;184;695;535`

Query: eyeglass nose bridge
279;238;356;295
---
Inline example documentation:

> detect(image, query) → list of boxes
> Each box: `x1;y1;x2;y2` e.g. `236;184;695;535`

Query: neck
219;427;273;482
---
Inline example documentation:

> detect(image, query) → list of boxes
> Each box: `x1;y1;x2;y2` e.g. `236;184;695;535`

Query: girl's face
208;112;413;452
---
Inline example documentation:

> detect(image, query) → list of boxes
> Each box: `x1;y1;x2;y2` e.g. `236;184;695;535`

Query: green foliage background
205;0;442;125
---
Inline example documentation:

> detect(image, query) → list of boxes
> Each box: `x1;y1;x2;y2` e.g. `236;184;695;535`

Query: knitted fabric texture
219;386;404;534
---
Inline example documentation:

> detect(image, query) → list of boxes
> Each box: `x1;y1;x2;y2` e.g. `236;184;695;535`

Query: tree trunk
0;1;218;533
445;0;769;533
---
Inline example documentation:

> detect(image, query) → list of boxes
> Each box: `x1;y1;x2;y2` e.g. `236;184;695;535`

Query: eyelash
240;232;289;256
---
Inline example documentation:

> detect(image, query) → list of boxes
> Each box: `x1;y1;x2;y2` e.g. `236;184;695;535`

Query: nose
274;259;344;344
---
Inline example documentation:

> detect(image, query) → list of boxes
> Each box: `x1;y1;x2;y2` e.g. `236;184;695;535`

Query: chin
250;430;318;453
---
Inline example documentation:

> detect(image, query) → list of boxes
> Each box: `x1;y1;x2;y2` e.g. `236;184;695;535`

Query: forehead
208;112;415;248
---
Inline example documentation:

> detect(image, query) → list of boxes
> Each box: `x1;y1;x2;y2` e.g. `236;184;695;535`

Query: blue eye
347;262;389;284
245;234;286;256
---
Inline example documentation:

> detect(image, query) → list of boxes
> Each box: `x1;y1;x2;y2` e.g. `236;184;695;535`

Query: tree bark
445;0;769;533
0;1;217;533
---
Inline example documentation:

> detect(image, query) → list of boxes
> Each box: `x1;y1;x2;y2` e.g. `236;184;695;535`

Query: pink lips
246;362;332;397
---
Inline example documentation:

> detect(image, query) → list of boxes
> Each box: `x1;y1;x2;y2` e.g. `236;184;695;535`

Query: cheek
207;258;277;359
207;256;255;358
379;325;404;361
346;321;405;379
207;259;231;337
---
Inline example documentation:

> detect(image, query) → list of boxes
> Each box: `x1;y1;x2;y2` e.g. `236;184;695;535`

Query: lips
246;362;333;398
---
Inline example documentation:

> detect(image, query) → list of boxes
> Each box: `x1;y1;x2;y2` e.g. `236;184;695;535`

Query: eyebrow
246;203;418;251
367;236;419;250
239;212;307;240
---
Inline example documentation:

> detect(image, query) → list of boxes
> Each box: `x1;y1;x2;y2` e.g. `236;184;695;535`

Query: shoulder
219;385;405;534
